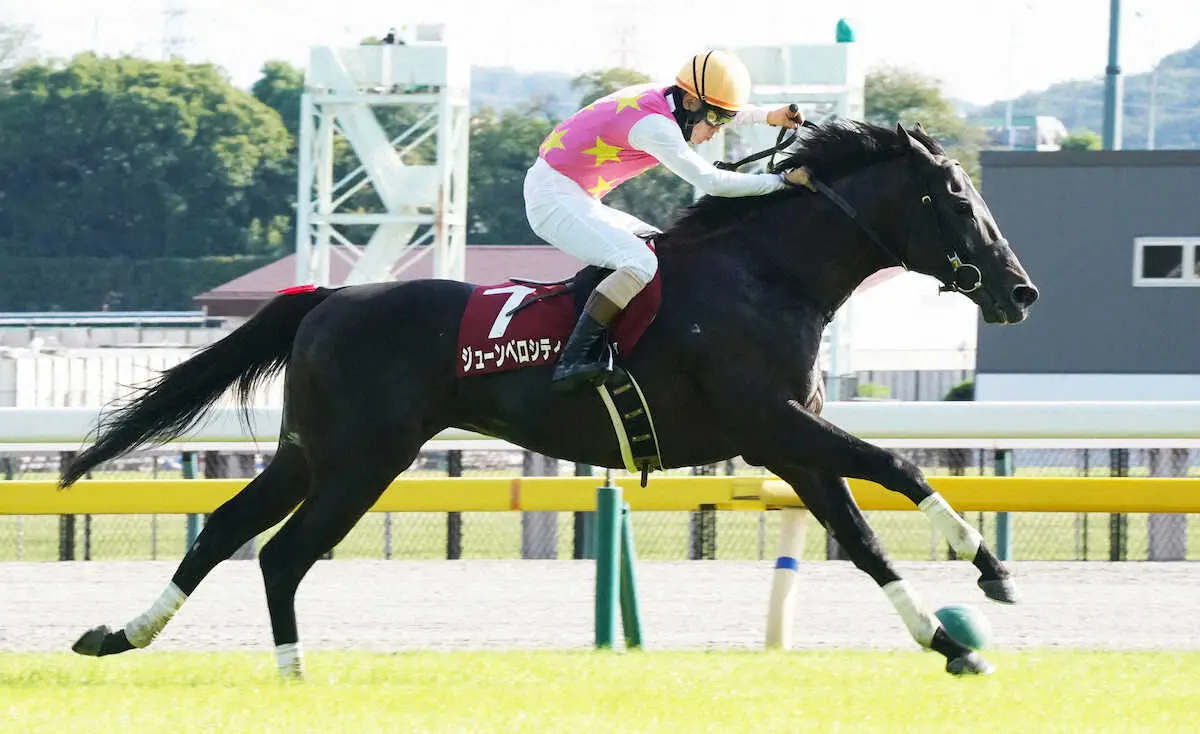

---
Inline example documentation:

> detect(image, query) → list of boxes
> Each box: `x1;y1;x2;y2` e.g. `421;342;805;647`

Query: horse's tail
60;287;335;487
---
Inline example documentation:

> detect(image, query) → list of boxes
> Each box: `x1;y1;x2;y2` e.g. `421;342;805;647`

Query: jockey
525;49;814;392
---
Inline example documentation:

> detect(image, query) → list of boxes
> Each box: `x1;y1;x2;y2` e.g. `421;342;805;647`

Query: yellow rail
2;476;1199;515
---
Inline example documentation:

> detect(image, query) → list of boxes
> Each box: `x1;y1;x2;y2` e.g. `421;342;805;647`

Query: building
976;149;1200;401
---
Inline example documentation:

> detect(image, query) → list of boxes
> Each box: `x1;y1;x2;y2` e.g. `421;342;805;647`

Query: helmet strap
669;86;704;141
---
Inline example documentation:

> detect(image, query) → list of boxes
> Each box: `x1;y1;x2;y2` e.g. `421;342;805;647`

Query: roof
194;245;587;317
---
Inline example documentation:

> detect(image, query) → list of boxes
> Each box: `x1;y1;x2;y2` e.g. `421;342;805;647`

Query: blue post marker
594;481;621;648
994;450;1013;561
183;452;202;550
618;502;643;649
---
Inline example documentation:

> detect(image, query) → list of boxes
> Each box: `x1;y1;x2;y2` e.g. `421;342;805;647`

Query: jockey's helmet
675;49;752;122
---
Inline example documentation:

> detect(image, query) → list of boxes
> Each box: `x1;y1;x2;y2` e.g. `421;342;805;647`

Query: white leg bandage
275;642;305;679
919;493;982;561
124;582;187;648
883;580;939;648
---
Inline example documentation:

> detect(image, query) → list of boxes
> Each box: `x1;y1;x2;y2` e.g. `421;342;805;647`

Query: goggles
703;106;737;127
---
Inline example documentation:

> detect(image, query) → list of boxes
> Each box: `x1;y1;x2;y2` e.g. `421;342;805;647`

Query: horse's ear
896;122;911;146
913;121;927;136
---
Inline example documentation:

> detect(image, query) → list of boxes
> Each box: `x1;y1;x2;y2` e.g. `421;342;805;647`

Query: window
1134;237;1200;287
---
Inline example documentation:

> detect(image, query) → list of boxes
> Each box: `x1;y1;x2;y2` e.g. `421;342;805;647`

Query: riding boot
552;292;620;392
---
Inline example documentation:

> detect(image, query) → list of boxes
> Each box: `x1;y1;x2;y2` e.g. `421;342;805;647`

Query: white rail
2;402;1200;452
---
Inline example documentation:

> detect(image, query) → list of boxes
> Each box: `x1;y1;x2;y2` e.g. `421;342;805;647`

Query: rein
715;121;982;295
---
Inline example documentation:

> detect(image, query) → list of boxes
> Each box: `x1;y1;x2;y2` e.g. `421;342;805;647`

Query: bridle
716;123;984;296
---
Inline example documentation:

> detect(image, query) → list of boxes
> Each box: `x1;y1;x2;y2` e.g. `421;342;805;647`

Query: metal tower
295;27;470;286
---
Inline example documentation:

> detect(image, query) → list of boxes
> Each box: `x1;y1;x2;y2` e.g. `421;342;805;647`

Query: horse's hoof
72;625;111;656
979;577;1019;604
945;651;995;676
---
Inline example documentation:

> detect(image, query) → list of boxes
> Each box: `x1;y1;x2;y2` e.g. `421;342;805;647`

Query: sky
3;0;1197;106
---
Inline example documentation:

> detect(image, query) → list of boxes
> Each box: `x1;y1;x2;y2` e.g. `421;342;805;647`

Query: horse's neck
763;162;911;317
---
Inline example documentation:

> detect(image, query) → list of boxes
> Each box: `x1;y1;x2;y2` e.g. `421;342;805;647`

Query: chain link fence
2;447;1198;562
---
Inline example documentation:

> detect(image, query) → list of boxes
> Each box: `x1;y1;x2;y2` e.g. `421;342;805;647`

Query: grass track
2;650;1197;732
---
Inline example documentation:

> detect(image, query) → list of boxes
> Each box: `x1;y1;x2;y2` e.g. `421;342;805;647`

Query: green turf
1;650;1196;732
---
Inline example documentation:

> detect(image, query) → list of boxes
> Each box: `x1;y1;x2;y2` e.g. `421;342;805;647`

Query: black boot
552;312;614;392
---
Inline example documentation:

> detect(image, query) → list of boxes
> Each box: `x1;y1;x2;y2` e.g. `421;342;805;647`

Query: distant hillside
971;42;1200;149
469;67;578;120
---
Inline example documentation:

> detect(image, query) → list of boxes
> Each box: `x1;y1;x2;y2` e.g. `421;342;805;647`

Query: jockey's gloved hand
782;167;816;192
767;105;804;128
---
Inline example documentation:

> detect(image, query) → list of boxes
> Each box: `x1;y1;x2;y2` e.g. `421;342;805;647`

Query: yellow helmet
675;49;752;112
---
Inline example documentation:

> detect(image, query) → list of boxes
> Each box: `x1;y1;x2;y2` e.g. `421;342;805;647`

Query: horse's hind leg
72;445;311;658
768;464;993;676
257;431;422;679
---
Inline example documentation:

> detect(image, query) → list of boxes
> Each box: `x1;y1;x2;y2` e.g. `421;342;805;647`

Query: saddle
456;265;665;484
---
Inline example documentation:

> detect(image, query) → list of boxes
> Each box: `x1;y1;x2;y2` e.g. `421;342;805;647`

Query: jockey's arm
628;114;787;198
731;105;769;126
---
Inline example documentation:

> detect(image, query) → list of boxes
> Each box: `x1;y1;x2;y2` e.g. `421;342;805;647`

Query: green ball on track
935;604;992;650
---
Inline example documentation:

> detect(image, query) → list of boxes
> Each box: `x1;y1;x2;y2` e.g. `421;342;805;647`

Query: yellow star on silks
582;137;623;166
614;94;642;113
587;176;615;197
540;127;567;155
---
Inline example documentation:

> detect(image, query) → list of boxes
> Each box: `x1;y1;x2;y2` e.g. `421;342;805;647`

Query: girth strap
596;367;663;487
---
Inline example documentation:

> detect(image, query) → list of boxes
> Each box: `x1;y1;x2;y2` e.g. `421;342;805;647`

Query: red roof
195;245;586;317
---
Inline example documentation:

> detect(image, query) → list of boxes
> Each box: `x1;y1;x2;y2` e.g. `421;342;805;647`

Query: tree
467;106;555;244
252;60;305;139
0;54;293;259
865;66;986;184
1059;128;1102;151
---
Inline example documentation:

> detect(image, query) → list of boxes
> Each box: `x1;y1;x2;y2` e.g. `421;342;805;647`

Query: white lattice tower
295;29;470;286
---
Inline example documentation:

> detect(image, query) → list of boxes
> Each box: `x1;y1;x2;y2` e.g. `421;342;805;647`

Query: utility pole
1102;0;1123;150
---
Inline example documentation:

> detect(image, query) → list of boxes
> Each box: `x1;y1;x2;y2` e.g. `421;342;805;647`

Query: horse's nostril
1012;284;1039;308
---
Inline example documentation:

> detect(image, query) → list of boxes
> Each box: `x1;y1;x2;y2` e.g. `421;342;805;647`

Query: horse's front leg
769;463;993;675
731;394;1016;604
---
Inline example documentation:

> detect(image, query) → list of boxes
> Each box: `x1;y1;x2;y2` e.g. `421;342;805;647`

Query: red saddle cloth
457;272;662;377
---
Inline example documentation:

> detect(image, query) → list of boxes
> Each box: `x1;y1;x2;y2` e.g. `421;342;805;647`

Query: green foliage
0;255;274;310
467;106;555;244
0;54;292;260
943;379;975;401
865;66;985;184
855;382;892;399
251;60;304;139
1060;128;1102;151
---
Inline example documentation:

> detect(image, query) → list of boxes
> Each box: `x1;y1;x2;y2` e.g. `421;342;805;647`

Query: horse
62;120;1039;678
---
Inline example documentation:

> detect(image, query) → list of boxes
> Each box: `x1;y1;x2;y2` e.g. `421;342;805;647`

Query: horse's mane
661;120;945;246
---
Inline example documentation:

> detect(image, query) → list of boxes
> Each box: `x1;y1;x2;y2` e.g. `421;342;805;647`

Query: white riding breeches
523;158;660;283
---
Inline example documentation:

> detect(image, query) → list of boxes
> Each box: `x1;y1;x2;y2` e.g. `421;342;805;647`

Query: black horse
64;121;1037;677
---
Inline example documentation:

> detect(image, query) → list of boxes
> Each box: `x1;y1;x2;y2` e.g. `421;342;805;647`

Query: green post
618;502;643;649
594;483;621;648
183;451;202;550
574;463;596;560
994;450;1013;561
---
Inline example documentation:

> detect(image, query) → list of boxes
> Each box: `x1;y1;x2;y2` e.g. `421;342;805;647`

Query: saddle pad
457;273;661;377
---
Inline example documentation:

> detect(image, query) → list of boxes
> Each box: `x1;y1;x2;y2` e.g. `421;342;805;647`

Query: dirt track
3;561;1198;653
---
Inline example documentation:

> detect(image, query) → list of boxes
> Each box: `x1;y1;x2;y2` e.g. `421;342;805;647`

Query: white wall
977;374;1200;402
